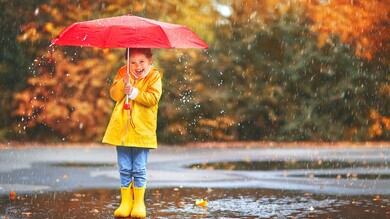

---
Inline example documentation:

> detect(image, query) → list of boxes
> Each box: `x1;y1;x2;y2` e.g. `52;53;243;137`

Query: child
103;48;162;218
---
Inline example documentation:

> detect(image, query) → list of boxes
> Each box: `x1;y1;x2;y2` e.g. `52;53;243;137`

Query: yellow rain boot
131;184;146;218
114;182;133;217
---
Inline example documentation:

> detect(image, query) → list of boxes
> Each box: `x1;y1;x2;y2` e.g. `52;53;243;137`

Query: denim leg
131;148;149;188
116;146;133;187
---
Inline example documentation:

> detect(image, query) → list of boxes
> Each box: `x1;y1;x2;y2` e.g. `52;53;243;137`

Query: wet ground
0;143;389;218
1;188;389;218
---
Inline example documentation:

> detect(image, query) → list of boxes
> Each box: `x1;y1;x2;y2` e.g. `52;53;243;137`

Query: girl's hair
125;48;153;59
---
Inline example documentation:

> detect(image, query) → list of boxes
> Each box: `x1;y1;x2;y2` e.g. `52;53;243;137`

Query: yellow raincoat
102;65;162;148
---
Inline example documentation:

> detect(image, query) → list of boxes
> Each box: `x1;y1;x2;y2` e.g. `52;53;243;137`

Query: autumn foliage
13;51;114;141
309;0;390;61
308;0;390;138
1;0;389;143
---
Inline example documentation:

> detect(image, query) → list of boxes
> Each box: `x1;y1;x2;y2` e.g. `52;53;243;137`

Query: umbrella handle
124;95;130;110
124;48;130;110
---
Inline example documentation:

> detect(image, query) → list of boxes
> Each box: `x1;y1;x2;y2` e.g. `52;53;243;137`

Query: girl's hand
123;73;132;95
124;83;133;95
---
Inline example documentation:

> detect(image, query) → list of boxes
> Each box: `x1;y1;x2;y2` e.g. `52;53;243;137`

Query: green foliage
208;2;389;141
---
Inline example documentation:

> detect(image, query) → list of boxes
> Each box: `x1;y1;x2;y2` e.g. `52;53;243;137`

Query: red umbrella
51;14;208;49
51;14;208;110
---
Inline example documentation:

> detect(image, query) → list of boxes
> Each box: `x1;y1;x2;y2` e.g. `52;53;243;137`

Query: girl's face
129;51;152;78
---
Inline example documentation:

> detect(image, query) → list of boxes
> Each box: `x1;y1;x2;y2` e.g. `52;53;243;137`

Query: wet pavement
1;188;389;218
0;143;389;218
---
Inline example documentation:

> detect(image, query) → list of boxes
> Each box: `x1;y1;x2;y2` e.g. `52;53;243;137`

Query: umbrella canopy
51;14;208;49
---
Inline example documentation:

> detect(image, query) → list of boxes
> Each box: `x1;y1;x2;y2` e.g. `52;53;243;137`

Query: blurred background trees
1;0;389;144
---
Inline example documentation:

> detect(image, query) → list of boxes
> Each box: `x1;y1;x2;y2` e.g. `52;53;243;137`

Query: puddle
291;173;390;180
188;160;387;171
51;162;116;168
1;188;389;218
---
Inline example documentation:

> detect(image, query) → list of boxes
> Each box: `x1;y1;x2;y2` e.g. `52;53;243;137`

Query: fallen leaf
195;199;208;207
9;191;16;201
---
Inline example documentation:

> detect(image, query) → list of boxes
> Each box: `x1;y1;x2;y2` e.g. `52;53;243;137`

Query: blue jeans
116;146;149;188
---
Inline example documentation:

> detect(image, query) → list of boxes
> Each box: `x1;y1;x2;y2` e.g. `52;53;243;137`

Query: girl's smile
129;51;152;79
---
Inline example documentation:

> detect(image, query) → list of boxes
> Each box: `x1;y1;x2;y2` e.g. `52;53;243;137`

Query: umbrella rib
136;19;175;48
103;25;115;48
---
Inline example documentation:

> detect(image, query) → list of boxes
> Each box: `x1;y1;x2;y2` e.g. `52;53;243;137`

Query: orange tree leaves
13;51;113;142
308;0;390;140
309;0;390;62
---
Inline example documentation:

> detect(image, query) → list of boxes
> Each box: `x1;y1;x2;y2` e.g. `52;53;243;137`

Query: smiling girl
103;48;162;218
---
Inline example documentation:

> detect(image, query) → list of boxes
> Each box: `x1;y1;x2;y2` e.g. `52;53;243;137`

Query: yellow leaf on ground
195;199;208;207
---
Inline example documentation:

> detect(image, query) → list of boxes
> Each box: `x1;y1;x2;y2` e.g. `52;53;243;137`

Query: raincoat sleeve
134;73;162;107
109;67;126;102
